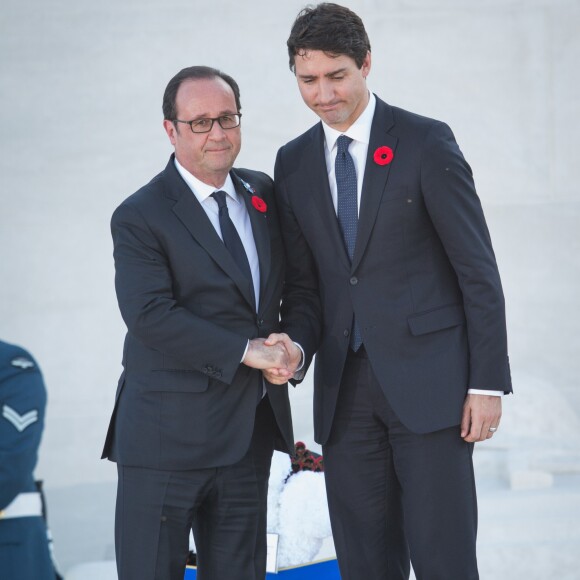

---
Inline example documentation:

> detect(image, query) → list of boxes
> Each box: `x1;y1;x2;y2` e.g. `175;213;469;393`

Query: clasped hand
242;333;301;385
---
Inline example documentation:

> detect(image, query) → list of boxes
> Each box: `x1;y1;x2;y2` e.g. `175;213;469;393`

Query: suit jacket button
350;277;358;285
343;329;350;337
257;318;263;327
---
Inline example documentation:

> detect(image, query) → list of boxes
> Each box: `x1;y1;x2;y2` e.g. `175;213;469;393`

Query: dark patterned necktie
335;135;362;351
211;190;255;301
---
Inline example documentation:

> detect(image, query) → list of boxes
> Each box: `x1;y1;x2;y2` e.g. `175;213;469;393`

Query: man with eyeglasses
102;66;297;580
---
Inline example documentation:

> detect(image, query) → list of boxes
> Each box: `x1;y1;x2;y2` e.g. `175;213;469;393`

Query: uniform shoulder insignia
2;404;39;432
10;356;35;369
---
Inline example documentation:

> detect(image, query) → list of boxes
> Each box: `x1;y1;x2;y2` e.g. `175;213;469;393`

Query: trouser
323;348;478;580
115;395;277;580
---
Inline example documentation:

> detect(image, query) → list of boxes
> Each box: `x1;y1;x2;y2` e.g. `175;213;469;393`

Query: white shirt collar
173;157;239;204
321;91;376;152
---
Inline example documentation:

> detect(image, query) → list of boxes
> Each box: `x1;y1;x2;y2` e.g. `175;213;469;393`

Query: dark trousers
323;350;478;580
115;395;277;580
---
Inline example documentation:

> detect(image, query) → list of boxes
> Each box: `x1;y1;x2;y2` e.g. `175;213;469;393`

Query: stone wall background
1;0;579;575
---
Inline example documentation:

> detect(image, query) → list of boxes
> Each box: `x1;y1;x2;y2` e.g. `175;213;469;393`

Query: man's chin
205;154;235;170
320;113;349;131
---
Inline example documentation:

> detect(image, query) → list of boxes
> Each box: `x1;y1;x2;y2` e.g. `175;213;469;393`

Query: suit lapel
306;124;352;271
232;171;271;313
352;99;398;272
164;157;256;310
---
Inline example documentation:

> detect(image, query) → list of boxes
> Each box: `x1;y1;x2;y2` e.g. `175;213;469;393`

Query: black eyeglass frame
172;114;242;134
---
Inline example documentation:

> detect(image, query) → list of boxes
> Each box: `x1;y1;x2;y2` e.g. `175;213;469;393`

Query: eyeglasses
173;113;242;134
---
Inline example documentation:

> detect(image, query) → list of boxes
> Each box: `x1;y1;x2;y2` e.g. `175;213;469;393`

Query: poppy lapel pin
240;178;267;213
373;146;394;166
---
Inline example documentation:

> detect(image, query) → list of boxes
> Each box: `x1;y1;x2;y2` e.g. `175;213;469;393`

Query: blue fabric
0;340;54;580
335;136;362;351
185;558;339;579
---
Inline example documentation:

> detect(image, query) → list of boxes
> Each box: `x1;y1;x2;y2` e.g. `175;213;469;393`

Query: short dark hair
287;3;371;72
162;66;242;121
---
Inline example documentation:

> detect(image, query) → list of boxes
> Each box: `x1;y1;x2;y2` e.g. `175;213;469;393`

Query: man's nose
318;81;334;104
208;120;227;138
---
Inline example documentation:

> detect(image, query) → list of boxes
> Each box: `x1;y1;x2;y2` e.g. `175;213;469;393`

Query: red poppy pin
252;195;267;213
373;146;394;166
240;178;267;213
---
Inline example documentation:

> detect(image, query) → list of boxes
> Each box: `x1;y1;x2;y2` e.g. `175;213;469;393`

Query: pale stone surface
509;469;554;491
65;561;116;580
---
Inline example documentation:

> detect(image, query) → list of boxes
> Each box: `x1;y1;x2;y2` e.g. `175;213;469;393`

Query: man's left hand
460;394;502;442
261;333;302;385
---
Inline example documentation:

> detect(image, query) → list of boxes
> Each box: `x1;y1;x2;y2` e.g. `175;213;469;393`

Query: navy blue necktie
335;135;362;351
211;191;255;302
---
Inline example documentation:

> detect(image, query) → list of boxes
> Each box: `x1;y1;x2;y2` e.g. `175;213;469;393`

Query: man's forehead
177;77;232;98
176;77;236;112
295;50;354;74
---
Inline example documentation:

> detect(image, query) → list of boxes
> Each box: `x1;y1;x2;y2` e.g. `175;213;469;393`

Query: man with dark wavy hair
266;3;512;579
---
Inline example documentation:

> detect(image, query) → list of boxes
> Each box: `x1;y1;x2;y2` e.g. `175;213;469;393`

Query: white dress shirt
320;92;501;397
175;159;273;382
322;92;377;215
174;158;260;310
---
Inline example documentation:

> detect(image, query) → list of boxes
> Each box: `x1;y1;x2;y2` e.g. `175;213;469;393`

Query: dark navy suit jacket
275;96;511;445
102;156;294;470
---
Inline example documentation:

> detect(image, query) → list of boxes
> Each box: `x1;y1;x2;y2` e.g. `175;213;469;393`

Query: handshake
243;333;302;385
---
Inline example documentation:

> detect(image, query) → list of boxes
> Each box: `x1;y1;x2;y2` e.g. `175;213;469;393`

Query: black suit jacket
102;156;293;470
275;96;511;444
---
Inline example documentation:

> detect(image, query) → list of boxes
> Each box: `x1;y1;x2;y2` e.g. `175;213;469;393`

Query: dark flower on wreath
289;441;324;477
295;441;306;457
373;146;394;166
313;456;325;472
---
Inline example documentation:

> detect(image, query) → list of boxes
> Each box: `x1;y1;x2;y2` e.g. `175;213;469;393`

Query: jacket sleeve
111;201;248;385
274;148;322;379
420;122;511;392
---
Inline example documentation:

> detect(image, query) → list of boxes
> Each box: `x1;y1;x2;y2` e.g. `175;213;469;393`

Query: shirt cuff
293;342;305;372
467;389;503;397
240;340;249;363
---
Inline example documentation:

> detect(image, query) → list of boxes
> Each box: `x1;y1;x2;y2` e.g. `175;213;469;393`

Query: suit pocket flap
147;370;210;393
407;304;465;336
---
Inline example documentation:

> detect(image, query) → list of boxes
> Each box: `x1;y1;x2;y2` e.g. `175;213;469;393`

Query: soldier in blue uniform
0;339;55;579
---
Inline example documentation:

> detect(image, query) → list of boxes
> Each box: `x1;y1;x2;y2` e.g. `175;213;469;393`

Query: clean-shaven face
163;77;241;188
294;50;371;132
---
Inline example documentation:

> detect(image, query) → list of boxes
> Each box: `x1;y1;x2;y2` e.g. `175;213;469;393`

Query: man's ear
163;119;178;146
361;51;372;79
